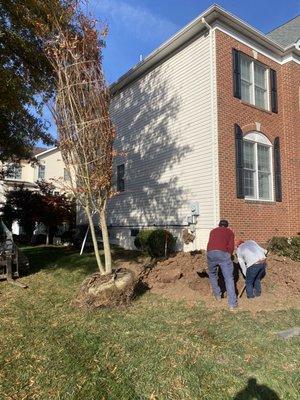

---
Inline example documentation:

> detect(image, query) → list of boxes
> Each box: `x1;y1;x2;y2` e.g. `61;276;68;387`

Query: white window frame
240;54;270;111
243;132;274;202
38;164;45;180
6;164;22;180
64;168;70;181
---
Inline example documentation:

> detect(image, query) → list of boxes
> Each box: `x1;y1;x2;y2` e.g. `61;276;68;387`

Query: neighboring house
78;4;300;250
0;147;70;234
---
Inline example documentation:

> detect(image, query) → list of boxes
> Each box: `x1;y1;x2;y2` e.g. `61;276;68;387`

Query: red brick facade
215;30;300;242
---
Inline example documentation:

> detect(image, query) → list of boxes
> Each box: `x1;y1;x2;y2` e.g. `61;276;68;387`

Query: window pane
240;55;252;103
241;81;251;103
254;64;267;109
258;172;270;199
243;141;255;169
254;64;266;89
257;145;270;172
255;87;266;109
244;169;255;197
38;165;45;180
7;164;22;180
241;56;251;82
64;168;70;181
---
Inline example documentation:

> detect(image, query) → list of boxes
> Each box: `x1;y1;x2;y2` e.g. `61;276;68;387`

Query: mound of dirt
74;268;136;309
126;251;300;312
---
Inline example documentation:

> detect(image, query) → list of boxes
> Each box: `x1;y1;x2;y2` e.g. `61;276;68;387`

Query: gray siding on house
107;30;218;249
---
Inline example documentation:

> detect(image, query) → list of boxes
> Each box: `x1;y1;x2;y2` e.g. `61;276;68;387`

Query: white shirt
236;240;267;276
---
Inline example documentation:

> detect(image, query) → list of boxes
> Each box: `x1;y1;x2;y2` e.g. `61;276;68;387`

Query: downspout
201;17;220;228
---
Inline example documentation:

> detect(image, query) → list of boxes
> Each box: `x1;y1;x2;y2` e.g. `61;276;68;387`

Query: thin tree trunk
100;207;112;275
85;206;105;275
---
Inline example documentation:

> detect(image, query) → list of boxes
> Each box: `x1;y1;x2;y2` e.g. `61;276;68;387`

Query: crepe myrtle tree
43;2;115;275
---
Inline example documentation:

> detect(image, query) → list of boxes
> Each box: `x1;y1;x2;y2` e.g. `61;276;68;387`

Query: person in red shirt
207;220;237;310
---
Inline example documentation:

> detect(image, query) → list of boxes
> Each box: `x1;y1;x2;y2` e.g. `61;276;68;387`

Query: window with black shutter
117;164;125;192
235;126;276;201
232;50;278;113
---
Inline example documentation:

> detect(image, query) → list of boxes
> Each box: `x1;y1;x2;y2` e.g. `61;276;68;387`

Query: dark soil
116;251;300;312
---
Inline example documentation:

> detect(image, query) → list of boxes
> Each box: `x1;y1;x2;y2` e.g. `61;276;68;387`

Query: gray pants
207;250;237;308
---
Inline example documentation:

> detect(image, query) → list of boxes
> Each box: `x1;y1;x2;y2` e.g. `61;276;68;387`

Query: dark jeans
246;263;266;298
207;250;237;308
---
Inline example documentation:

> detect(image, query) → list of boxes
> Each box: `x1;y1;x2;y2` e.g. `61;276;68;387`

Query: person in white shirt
236;240;268;299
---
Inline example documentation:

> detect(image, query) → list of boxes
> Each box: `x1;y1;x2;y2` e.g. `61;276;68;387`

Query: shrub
134;230;153;251
134;229;176;258
148;229;176;258
60;230;75;244
268;236;300;261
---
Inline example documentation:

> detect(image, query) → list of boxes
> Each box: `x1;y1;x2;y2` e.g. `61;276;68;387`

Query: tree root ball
73;268;136;309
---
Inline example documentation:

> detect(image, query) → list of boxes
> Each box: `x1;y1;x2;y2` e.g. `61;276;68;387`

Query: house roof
267;15;300;47
32;146;48;156
111;4;300;95
34;147;58;158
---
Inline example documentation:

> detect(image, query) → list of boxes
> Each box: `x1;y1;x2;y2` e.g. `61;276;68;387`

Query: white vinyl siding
107;31;216;248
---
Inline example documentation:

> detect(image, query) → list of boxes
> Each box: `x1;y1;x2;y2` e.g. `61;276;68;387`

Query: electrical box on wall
188;201;199;216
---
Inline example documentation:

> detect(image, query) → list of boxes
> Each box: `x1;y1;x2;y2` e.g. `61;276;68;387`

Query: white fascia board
35;147;58;158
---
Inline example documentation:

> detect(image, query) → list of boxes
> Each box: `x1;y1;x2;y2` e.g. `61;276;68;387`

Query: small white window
240;54;269;110
6;164;22;180
243;132;273;201
64;168;70;181
38;164;45;180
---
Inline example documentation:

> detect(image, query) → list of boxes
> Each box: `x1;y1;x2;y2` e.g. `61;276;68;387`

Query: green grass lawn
0;246;299;400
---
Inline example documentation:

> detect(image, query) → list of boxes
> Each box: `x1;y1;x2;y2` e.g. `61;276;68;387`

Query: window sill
240;100;273;115
244;198;276;205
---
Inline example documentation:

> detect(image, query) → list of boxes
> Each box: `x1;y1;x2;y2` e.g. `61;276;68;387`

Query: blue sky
43;0;300;140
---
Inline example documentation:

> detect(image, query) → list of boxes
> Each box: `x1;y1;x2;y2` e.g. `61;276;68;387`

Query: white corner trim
211;29;220;226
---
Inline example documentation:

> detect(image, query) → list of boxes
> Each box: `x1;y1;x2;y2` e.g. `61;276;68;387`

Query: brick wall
215;30;300;241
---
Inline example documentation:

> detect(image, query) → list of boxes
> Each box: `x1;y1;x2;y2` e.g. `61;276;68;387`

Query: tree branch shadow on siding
105;66;192;243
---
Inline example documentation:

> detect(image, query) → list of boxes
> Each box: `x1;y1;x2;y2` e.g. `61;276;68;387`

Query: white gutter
35;146;58;158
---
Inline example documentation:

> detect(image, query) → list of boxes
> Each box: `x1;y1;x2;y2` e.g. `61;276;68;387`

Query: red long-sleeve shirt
207;227;235;255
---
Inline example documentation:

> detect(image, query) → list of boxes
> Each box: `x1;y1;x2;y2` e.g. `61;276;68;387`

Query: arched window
243;132;273;200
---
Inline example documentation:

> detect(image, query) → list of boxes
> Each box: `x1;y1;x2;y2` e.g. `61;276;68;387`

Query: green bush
268;236;300;261
134;229;176;258
148;229;176;258
134;230;153;251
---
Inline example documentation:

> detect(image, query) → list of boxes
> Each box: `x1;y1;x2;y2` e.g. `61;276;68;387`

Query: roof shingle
267;15;300;48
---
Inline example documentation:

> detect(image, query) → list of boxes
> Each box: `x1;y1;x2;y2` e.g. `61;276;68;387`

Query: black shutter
274;137;282;202
235;124;244;198
232;49;241;99
270;69;278;113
